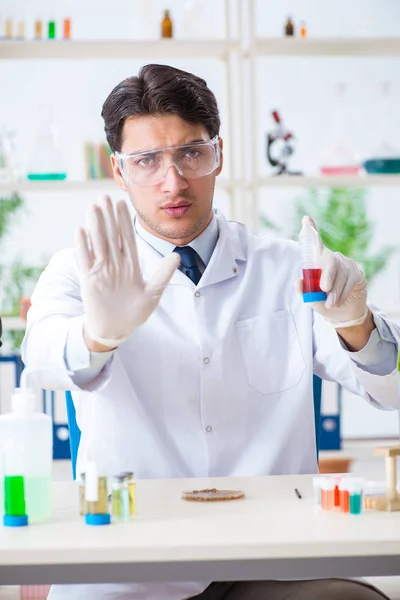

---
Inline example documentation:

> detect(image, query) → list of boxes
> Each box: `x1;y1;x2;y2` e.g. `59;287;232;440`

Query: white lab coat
22;210;399;600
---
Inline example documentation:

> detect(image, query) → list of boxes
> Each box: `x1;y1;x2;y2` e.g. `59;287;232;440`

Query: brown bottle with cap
284;17;295;36
161;10;173;38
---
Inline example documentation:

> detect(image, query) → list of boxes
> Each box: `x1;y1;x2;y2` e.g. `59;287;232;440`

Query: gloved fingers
335;271;356;307
101;195;120;268
88;204;109;263
75;227;94;275
320;249;337;295
326;260;348;308
116;200;141;277
145;252;180;299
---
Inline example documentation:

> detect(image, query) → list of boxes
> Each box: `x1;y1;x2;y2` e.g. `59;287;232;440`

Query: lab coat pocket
235;310;305;395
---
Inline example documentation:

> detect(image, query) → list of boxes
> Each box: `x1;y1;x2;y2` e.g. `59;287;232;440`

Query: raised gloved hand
296;217;368;329
75;196;180;348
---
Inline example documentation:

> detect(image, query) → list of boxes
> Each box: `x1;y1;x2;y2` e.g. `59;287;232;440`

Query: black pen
294;488;302;499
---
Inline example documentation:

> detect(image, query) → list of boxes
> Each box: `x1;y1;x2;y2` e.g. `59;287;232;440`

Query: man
22;64;398;600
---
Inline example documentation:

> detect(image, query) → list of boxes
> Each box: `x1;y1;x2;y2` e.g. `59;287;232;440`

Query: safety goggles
115;136;220;187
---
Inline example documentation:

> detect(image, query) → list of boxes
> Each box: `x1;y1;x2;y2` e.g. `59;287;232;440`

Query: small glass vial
111;475;130;522
339;479;350;513
85;461;110;526
35;19;43;39
284;17;294;37
347;478;364;515
320;477;335;510
5;17;13;39
300;21;307;38
63;18;71;40
161;10;173;38
48;18;56;39
78;473;86;516
299;216;327;303
122;472;136;516
312;476;322;505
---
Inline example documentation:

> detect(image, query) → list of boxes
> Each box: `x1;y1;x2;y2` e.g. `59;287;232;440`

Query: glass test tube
299;217;327;303
347;479;364;515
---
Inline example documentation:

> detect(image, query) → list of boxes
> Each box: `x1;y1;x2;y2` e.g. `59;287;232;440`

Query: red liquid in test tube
299;217;327;303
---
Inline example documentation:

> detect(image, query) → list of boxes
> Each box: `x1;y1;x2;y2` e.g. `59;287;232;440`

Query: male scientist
23;64;397;600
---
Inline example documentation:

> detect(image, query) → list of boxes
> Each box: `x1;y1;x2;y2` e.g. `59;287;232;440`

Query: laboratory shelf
257;175;400;187
255;37;400;57
0;178;236;193
0;39;237;61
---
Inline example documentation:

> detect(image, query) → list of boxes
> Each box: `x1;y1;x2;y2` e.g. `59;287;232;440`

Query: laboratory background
1;0;400;596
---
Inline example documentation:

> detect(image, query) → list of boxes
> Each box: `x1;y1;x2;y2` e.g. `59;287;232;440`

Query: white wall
1;0;400;438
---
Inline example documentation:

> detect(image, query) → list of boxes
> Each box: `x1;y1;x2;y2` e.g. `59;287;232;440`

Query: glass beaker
27;107;67;181
0;127;19;181
320;83;361;176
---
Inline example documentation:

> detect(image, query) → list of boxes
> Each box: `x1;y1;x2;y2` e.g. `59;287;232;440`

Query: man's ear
111;155;127;193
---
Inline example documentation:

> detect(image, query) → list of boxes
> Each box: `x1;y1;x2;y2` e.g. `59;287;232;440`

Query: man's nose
160;163;188;194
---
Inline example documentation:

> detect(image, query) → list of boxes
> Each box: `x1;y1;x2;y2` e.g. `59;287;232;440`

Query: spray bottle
0;368;52;525
299;216;327;303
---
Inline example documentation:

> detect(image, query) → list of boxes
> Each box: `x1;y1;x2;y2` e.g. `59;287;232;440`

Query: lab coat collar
136;209;246;288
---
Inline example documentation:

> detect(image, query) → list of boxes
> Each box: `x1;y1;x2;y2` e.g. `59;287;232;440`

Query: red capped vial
299;216;327;303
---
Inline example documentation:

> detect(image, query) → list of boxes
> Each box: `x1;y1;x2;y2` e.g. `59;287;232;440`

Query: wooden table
1;474;400;585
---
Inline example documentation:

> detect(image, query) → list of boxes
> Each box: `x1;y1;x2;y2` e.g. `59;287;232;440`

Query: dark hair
101;64;221;153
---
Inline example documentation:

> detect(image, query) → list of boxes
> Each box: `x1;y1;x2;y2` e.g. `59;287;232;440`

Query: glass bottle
86;476;108;514
122;472;136;516
5;17;13;38
284;17;294;37
300;21;307;38
161;10;173;39
48;18;56;39
320;82;361;176
27;106;67;181
63;18;71;40
111;475;130;521
35;18;43;39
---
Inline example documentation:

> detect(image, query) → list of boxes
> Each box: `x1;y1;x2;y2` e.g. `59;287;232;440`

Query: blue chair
66;375;325;479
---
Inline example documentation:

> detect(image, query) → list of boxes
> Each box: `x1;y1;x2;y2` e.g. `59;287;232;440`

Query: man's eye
137;156;157;167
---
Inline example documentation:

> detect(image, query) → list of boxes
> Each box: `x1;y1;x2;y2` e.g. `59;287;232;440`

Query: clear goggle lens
116;136;220;187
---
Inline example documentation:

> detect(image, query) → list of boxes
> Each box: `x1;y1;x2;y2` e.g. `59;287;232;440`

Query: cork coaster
181;488;245;502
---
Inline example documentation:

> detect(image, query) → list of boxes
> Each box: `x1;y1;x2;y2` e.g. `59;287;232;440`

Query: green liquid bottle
48;20;56;39
4;476;26;516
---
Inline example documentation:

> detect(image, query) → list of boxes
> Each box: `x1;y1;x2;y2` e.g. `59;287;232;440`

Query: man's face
111;114;223;246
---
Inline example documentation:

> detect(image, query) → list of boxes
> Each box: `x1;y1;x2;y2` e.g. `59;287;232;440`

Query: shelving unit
242;0;400;228
257;175;400;188
254;37;400;57
1;1;400;225
0;0;243;220
0;39;238;60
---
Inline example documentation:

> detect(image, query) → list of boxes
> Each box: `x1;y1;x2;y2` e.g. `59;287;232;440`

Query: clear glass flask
26;106;67;181
320;83;361;176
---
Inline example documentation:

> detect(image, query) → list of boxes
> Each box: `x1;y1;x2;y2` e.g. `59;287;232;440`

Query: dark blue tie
173;246;202;285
